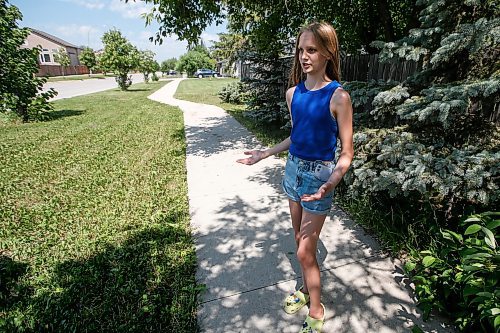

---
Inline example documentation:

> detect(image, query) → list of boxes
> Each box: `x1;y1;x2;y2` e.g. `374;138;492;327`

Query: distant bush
218;81;248;104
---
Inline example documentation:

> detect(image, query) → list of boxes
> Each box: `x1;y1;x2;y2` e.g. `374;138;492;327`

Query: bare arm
237;87;296;165
302;88;354;201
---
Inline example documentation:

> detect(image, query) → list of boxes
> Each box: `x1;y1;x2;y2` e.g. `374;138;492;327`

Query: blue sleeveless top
289;80;342;161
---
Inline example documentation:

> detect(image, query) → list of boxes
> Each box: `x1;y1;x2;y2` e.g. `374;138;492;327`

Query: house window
40;53;51;63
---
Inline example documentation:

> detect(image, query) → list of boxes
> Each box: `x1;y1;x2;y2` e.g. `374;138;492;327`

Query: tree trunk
377;0;395;41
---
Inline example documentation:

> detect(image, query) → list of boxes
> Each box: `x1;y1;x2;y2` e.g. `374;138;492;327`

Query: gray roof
29;28;80;49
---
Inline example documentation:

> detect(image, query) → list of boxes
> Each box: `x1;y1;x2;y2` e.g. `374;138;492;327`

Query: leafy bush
0;1;57;122
100;29;139;91
115;75;132;91
218;81;248;104
152;72;159;82
341;1;500;226
404;212;499;332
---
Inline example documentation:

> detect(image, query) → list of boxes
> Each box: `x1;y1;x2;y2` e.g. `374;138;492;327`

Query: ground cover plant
0;82;200;332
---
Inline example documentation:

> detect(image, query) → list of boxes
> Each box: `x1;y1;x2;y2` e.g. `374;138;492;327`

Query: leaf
464;224;482;235
405;261;417;272
486;219;500;230
485;236;495;249
482;226;497;249
491;308;500;316
464;253;492;261
422;256;436;267
441;229;463;243
464;217;481;223
495;315;500;333
463;285;480;297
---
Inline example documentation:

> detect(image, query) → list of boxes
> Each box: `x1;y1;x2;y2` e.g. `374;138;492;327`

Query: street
43;73;145;101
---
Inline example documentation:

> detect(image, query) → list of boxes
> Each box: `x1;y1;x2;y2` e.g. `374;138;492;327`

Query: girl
237;21;353;332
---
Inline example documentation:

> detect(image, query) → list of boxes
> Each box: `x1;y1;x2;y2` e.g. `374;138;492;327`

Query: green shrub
115;74;132;90
405;212;499;332
218;81;248;104
0;2;56;122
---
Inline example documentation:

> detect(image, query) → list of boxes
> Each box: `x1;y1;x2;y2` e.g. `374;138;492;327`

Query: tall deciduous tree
210;32;245;73
176;49;215;76
160;58;177;75
79;47;97;76
0;0;56;121
132;0;418;53
100;29;139;90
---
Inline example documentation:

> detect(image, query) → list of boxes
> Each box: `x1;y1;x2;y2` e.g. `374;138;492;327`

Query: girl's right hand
236;150;266;165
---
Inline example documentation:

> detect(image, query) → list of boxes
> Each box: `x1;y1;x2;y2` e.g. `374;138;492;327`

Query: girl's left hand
301;183;333;201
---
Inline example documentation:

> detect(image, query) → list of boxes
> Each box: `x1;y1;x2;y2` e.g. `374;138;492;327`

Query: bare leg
288;199;308;293
296;211;326;319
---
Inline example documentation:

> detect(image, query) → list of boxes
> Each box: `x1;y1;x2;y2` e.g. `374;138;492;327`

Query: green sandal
283;286;310;314
299;303;326;333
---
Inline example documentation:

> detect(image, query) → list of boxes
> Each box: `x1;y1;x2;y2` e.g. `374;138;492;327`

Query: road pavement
43;73;144;101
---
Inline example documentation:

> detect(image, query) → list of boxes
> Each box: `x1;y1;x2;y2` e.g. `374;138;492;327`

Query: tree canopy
176;48;215;76
137;50;159;83
0;0;56;121
53;47;71;76
79;47;97;75
160;58;177;74
132;0;419;54
100;29;139;90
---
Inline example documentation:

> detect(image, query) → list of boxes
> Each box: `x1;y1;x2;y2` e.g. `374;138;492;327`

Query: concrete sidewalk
148;79;454;333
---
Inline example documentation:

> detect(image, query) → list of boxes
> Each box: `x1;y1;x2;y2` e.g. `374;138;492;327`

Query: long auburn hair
288;21;341;88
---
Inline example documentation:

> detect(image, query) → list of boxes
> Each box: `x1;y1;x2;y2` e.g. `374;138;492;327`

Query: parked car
194;69;218;78
168;70;177;75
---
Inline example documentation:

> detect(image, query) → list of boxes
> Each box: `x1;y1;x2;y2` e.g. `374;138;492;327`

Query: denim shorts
282;153;335;215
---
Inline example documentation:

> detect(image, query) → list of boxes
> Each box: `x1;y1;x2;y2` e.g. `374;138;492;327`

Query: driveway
43;73;144;101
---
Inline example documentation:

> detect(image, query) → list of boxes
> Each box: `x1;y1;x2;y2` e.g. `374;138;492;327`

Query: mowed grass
0;82;200;332
175;78;288;148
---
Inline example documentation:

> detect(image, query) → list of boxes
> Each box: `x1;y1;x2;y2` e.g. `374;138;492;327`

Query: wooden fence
241;54;421;83
37;65;89;77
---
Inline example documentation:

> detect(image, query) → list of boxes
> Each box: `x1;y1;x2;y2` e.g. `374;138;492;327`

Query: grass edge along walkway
0;81;200;332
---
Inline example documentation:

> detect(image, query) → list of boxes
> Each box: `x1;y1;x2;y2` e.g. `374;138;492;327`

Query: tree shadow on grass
1;215;201;332
125;88;150;92
44;109;86;121
0;254;32;310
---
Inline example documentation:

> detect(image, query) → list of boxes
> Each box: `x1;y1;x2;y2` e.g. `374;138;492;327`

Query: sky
10;0;227;62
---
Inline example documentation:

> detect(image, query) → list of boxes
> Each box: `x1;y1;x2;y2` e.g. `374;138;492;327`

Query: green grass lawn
45;74;115;82
175;78;289;148
0;82;199;332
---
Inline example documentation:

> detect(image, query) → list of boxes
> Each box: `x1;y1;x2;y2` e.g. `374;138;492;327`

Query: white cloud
62;0;106;10
132;31;188;61
54;24;102;49
109;0;152;19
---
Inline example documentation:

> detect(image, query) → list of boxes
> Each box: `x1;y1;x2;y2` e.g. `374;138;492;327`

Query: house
25;28;83;66
23;28;88;76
